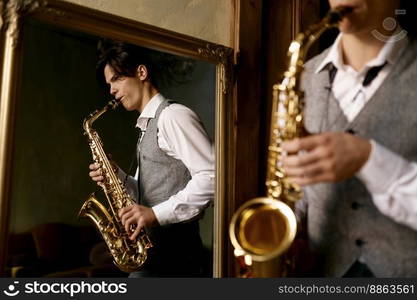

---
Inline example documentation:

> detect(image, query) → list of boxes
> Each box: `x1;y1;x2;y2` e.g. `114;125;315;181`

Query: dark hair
96;40;196;89
96;40;156;87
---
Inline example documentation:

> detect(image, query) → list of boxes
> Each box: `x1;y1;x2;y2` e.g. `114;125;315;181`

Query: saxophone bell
229;198;297;277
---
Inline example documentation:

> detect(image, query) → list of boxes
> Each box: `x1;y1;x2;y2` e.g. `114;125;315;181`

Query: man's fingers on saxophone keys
89;163;101;171
118;205;134;219
89;163;103;182
120;210;134;230
119;204;155;240
118;205;142;237
124;215;139;236
130;224;143;241
118;206;131;227
118;206;126;219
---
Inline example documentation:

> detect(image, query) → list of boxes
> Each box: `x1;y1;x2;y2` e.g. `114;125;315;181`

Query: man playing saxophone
88;41;214;277
282;0;417;277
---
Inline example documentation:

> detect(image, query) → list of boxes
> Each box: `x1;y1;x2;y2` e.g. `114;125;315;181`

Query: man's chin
123;105;137;112
338;21;366;35
338;18;355;32
121;103;133;111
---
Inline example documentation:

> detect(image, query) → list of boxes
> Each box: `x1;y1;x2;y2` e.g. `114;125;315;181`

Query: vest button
355;239;364;247
351;202;360;210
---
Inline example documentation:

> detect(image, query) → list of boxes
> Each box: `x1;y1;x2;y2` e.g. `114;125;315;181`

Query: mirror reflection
6;18;216;278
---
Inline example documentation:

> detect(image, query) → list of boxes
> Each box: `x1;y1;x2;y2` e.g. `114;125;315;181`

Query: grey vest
137;100;191;208
301;37;417;277
134;100;207;277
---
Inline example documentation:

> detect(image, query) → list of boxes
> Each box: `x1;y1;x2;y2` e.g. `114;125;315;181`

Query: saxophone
78;99;153;273
229;7;352;277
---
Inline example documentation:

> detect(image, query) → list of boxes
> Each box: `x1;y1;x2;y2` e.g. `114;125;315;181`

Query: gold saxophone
229;7;352;277
78;99;153;273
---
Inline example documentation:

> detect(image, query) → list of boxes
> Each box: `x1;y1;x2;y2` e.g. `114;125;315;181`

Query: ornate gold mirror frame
0;0;233;277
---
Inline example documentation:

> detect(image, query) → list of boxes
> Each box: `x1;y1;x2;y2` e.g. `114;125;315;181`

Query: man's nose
110;86;117;95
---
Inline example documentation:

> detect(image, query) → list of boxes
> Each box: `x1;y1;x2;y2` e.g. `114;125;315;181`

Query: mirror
0;0;233;277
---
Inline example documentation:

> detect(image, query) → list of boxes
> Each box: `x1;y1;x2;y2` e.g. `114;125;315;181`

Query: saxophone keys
271;190;282;199
244;255;253;266
274;170;285;178
128;224;137;233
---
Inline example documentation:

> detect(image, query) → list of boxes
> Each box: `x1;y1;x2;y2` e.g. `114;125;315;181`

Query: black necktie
325;62;387;135
122;128;142;187
327;62;387;87
362;62;387;87
137;128;144;142
328;63;338;85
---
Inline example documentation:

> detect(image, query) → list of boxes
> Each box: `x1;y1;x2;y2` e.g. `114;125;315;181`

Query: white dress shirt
315;33;417;231
118;93;214;226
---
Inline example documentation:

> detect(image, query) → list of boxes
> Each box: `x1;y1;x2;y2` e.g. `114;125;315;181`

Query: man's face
104;64;143;112
328;0;400;35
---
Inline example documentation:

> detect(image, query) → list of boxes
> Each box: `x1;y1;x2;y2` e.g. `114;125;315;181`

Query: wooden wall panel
259;0;322;188
229;0;324;277
227;0;264;276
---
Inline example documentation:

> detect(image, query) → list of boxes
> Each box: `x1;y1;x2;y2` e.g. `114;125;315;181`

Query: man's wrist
151;201;177;226
358;136;372;171
357;140;409;194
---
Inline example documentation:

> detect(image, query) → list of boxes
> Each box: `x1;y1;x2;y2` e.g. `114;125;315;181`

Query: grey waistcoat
137;100;191;209
134;100;205;277
300;37;417;277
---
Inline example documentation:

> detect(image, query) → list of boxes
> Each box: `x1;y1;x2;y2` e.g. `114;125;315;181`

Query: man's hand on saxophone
89;154;119;184
89;162;104;183
88;161;159;241
281;132;371;186
118;205;159;241
83;41;215;277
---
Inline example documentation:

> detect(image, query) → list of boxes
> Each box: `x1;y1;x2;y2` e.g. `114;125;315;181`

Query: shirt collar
135;93;165;130
372;32;409;66
315;33;344;74
315;32;409;74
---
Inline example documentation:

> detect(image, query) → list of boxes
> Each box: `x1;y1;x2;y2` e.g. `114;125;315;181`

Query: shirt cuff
357;140;410;194
151;200;178;226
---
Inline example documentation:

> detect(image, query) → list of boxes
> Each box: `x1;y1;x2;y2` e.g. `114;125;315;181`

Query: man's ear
137;65;149;81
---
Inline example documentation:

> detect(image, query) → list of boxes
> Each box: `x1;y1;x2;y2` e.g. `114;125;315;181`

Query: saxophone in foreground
229;7;352;277
79;99;153;273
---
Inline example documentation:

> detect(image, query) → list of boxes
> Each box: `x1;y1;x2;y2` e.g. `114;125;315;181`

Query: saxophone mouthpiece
328;6;353;23
108;98;120;110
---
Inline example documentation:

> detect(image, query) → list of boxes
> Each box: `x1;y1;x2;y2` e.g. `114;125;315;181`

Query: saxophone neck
301;6;353;47
285;6;353;86
269;6;352;199
83;99;119;134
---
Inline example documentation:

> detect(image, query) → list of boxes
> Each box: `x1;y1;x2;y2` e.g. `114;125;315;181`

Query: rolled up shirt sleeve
150;104;214;225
